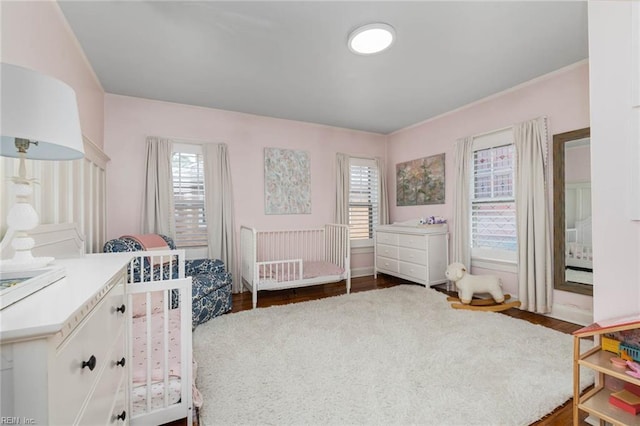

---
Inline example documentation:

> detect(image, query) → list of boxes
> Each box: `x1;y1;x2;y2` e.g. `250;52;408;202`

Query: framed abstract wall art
264;147;311;214
396;153;445;206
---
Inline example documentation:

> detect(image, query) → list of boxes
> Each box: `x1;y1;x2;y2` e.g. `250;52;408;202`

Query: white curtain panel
141;136;174;236
376;156;390;226
335;153;350;225
452;137;473;269
203;143;238;292
514;117;553;313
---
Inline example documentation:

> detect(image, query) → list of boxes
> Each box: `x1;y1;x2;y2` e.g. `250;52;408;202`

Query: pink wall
1;0;105;148
104;94;386;270
386;61;592;314
106;63;592;312
387;61;590;224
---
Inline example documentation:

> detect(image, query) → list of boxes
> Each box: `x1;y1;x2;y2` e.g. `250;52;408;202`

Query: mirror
553;127;592;296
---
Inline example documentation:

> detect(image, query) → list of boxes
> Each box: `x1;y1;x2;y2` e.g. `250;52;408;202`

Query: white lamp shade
1;63;84;160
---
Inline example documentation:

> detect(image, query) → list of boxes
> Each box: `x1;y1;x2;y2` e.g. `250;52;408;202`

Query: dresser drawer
398;234;426;250
50;282;126;425
399;247;427;265
399;261;427;281
374;227;449;287
376;232;398;246
376;256;399;273
104;279;126;340
376;243;398;259
109;376;128;425
76;332;127;426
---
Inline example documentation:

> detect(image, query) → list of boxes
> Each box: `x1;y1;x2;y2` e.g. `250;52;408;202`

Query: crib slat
145;291;152;413
163;289;169;408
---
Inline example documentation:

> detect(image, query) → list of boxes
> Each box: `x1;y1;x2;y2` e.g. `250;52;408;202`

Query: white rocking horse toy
444;262;521;311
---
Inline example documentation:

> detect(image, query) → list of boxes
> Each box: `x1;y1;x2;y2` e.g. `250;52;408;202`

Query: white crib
565;216;593;285
125;250;195;426
240;224;351;308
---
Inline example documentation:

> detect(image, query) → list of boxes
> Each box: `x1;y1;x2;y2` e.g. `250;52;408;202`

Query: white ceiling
58;1;588;135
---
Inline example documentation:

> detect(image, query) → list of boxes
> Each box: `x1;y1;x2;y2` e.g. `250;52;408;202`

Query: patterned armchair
103;234;232;327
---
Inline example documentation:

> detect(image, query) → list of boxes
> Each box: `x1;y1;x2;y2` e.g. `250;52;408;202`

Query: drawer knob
82;355;97;371
116;357;126;367
116;304;126;314
116;411;126;422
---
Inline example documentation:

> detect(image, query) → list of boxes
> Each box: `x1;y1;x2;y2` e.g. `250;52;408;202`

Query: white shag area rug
194;285;592;425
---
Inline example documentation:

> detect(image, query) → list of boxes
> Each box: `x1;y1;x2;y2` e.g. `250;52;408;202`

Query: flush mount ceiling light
348;23;395;55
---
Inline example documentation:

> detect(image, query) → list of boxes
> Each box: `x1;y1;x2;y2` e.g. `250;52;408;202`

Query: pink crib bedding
131;309;202;415
132;309;182;383
259;260;344;282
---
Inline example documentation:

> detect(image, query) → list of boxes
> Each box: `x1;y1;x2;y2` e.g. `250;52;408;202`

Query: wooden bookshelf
574;318;640;425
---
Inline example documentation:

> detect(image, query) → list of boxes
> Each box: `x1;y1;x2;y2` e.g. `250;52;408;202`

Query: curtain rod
471;116;547;140
338;152;377;161
472;125;513;139
149;135;221;145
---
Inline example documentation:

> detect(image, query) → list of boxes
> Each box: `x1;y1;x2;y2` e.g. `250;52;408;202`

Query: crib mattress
132;378;183;415
566;268;593;285
257;261;346;291
259;260;344;283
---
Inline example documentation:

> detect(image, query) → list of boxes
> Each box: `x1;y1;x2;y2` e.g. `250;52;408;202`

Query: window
349;158;379;242
172;144;207;247
471;130;516;261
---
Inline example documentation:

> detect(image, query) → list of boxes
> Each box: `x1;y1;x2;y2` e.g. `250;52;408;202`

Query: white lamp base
1;177;53;272
1;232;53;272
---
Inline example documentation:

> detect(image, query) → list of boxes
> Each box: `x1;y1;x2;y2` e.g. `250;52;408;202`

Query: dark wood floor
166;274;588;426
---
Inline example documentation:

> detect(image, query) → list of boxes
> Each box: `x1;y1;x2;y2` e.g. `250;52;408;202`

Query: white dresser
374;224;449;286
0;253;133;425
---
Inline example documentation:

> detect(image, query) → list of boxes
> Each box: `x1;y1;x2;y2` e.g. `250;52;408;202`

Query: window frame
348;157;379;248
171;143;208;248
470;129;517;264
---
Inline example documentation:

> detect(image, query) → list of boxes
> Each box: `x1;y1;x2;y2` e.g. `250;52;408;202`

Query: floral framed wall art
264;147;311;214
396;153;445;206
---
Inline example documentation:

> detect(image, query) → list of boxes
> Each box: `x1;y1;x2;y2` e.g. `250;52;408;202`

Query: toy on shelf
610;357;627;369
608;382;640;415
626;360;640;378
444;262;521;311
419;215;447;225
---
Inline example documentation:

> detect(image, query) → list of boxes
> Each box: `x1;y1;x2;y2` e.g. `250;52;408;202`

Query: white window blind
471;131;517;256
172;144;207;247
349;158;379;240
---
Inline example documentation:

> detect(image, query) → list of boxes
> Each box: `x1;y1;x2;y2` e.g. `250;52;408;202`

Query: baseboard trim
465;296;593;326
547;303;593;326
351;267;373;278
